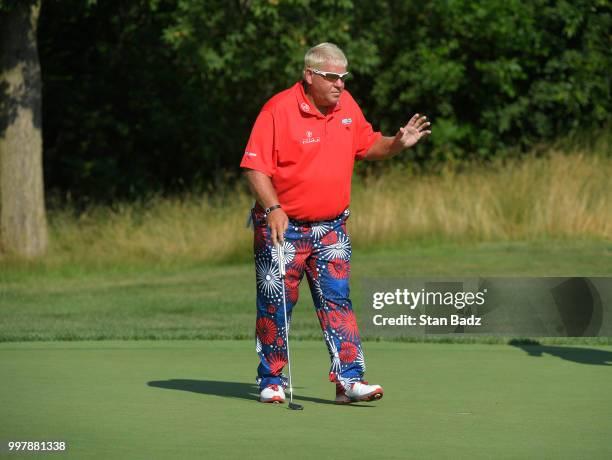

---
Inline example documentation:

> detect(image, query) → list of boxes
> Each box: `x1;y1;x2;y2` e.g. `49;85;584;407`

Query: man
241;42;431;404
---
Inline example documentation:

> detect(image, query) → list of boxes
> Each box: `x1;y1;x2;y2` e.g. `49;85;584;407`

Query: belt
249;202;349;227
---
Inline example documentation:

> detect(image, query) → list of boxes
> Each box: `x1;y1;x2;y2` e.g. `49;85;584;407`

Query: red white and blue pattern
252;207;366;390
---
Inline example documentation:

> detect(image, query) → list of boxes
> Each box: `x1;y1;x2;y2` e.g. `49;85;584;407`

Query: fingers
406;114;432;142
407;114;429;130
271;224;285;246
268;210;288;246
279;221;287;244
416;118;429;130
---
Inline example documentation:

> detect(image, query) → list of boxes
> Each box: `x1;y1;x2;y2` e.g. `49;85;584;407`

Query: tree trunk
0;1;48;257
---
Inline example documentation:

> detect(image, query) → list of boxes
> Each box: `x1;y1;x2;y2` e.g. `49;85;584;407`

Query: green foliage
364;0;611;162
0;1;37;12
38;0;611;202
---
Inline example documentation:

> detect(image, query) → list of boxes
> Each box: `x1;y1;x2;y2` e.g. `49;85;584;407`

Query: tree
0;0;47;257
33;0;611;202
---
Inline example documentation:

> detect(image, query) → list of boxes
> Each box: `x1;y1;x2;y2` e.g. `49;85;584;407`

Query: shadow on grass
509;340;612;365
147;379;374;407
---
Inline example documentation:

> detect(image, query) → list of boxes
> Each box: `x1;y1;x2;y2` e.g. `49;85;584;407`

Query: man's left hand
392;113;431;151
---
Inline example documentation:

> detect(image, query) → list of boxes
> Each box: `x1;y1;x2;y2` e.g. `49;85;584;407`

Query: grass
1;340;611;459
350;151;611;247
1;139;610;459
0;140;609;344
1;239;610;343
1;147;609;270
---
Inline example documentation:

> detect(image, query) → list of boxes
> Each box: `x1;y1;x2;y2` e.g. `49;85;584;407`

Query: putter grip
276;243;286;276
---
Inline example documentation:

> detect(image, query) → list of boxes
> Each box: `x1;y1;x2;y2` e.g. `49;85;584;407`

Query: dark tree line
37;0;611;204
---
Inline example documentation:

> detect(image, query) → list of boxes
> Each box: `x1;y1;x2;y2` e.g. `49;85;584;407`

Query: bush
38;0;611;201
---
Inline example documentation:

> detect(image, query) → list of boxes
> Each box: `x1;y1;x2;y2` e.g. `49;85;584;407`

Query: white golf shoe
259;384;286;403
335;381;384;404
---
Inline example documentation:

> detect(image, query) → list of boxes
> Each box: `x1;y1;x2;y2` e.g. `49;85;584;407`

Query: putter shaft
277;242;302;410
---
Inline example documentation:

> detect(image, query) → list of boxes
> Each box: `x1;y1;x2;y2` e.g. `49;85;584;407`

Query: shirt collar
295;81;341;118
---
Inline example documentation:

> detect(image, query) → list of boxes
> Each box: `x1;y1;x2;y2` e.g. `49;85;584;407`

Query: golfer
241;42;431;404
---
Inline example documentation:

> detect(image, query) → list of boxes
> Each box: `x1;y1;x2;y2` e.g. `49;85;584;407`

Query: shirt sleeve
240;110;276;176
354;106;382;161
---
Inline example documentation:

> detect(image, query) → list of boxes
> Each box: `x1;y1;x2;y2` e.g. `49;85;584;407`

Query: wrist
264;204;282;216
390;137;405;154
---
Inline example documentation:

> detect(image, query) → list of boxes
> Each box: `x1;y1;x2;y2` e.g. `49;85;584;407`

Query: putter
277;241;304;411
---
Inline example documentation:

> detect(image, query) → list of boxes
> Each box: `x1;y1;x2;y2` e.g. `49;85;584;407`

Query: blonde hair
303;42;348;73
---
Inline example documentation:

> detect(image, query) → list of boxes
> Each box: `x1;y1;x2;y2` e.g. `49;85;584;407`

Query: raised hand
393;113;431;150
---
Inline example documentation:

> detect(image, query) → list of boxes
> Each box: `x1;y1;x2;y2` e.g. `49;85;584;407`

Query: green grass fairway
1;340;611;459
1;239;610;342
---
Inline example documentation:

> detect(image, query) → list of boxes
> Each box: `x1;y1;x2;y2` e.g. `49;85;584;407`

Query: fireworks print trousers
252;207;366;391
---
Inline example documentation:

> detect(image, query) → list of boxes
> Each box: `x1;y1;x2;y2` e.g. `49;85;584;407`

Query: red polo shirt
240;82;382;221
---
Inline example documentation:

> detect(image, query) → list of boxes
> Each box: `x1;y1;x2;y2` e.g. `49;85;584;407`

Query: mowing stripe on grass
1;340;611;459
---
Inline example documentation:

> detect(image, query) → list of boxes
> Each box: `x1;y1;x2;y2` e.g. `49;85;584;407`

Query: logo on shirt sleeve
342;118;352;125
244;151;257;157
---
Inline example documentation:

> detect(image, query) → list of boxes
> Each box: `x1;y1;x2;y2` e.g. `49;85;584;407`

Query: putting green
1;340;611;459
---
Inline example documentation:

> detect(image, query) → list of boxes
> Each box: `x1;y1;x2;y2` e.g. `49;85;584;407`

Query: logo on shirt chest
302;130;321;144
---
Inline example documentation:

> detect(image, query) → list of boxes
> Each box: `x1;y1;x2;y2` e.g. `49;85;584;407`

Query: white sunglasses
308;68;350;82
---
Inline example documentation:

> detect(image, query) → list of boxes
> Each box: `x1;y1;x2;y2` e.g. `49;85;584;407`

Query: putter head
288;402;304;410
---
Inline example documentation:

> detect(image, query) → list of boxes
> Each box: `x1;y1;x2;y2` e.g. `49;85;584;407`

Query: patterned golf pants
252;207;366;391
